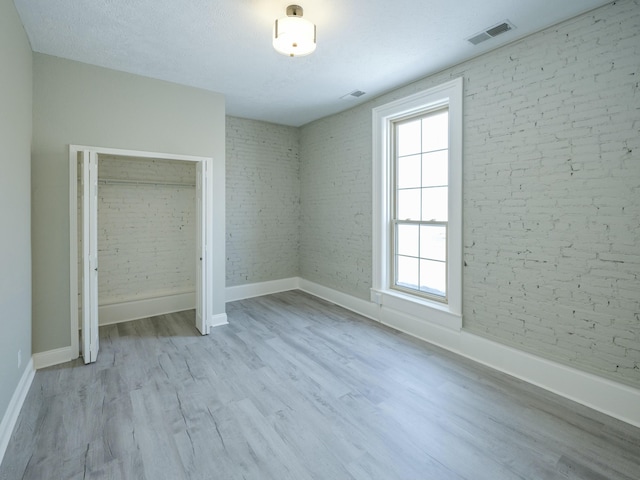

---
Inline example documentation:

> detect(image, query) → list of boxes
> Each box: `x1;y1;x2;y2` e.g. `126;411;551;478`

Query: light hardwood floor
1;290;639;479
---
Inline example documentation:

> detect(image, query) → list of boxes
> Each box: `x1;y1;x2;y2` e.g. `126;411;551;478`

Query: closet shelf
98;178;196;187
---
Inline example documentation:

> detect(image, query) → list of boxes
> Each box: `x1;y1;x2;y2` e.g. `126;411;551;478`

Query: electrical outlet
18;349;22;369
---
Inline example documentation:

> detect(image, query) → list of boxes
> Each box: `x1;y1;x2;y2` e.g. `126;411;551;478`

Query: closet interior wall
77;155;197;326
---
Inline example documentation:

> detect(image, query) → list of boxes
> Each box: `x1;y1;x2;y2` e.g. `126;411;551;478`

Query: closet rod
98;178;196;188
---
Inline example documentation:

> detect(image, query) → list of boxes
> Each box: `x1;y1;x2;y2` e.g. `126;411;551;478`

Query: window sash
391;220;448;302
391;107;450;303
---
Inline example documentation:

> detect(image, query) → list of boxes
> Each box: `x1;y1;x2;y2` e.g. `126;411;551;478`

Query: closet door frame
69;145;217;361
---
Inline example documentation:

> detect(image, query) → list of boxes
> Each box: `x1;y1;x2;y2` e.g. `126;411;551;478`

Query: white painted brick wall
299;0;640;387
299;107;372;299
95;156;196;305
226;116;300;286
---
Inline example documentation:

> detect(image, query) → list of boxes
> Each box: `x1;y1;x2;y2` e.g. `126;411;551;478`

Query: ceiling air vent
340;90;366;100
467;20;515;45
486;22;512;37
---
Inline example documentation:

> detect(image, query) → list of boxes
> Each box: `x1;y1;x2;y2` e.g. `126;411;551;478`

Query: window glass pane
397;120;421;157
397;154;421;189
421;187;448;221
420;225;446;261
420;259;446;297
422;110;449;152
397;255;419;290
422;151;448;188
397;188;421;220
397;224;419;257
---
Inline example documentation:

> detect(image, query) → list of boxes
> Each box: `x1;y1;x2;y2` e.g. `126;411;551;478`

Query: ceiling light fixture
273;5;316;57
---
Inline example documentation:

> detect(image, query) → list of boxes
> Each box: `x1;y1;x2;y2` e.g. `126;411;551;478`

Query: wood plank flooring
1;290;639;479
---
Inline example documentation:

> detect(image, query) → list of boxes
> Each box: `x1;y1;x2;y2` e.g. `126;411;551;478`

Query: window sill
370;288;462;331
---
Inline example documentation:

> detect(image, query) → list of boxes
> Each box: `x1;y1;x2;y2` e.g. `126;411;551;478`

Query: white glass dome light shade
273;5;317;57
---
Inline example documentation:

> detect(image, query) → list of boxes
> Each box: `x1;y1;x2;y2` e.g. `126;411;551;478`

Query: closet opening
69;145;224;364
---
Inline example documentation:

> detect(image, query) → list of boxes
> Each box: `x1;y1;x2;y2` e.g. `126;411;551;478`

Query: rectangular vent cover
486;22;512;37
467;20;515;45
468;32;491;45
340;90;367;100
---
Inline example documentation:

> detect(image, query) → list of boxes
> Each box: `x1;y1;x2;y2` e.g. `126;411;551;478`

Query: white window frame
372;78;463;331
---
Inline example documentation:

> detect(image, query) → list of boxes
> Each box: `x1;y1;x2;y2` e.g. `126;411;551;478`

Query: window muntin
392;108;449;302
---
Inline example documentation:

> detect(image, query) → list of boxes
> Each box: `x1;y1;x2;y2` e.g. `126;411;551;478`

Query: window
372;78;462;329
393;109;449;301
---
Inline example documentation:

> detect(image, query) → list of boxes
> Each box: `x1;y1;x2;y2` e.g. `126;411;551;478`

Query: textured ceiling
14;0;612;126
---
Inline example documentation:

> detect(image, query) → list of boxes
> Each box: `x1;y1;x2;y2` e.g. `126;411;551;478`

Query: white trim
32;346;74;370
210;313;229;328
0;360;35;466
71;145;211;163
69;150;79;358
298;278;379;320
36;275;305;368
457;334;640;428
372;77;463;331
298;278;640;428
22;277;640;428
225;277;300;303
98;292;196;326
373;287;462;331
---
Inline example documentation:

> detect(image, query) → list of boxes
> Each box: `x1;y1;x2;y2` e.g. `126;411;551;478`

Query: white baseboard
30;281;291;369
226;277;299;303
210;313;228;329
457;332;640;429
0;359;35;466
298;278;640;428
32;346;74;370
298;278;379;320
29;277;640;427
98;292;195;326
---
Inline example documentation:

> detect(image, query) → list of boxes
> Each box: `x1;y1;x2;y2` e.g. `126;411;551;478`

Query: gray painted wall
0;0;33;423
300;0;640;387
32;54;225;354
226;116;300;286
